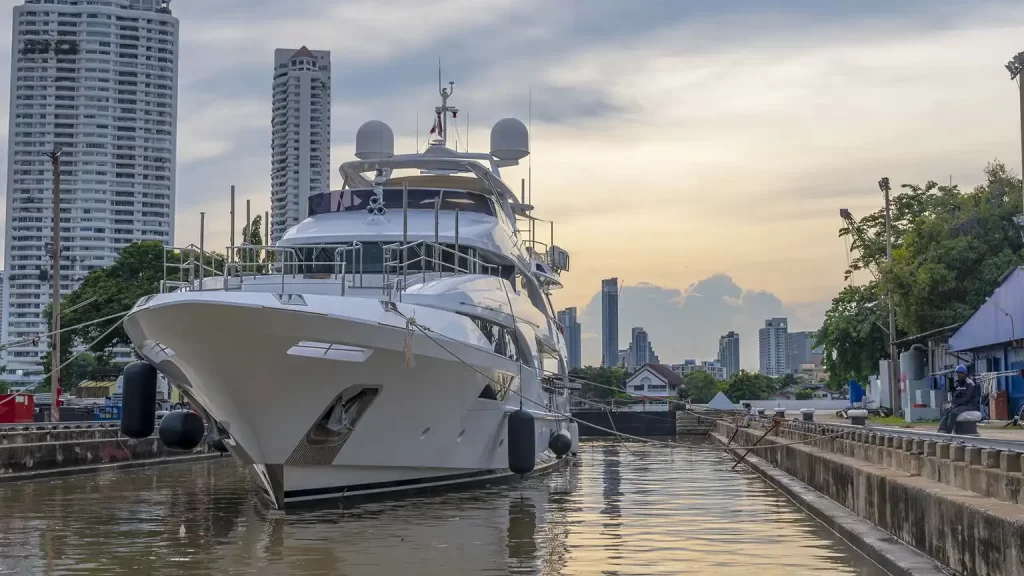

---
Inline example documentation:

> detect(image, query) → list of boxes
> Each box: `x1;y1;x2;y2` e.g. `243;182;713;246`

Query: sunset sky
2;0;1024;368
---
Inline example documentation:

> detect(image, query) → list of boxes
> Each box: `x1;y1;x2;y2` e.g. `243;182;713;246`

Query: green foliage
681;371;721;403
795;389;814;401
774;373;802;392
19;38;80;57
43;242;167;380
237;215;274;271
816;284;889;388
884;163;1024;335
820;160;1024;388
570;366;630;399
722;370;775;403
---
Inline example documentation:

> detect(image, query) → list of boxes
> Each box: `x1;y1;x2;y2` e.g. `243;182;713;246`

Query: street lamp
1006;51;1024;212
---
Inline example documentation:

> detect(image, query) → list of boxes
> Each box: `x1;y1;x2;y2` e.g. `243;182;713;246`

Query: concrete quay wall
716;420;1024;576
0;427;217;481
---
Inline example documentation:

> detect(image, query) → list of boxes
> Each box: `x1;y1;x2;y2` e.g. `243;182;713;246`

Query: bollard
800;408;814;422
774;408;787;419
847;409;868;426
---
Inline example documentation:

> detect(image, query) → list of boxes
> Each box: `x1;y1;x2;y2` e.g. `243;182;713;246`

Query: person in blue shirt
937;365;980;434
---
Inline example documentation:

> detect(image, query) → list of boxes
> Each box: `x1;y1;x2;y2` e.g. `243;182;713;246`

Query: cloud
576;275;828;370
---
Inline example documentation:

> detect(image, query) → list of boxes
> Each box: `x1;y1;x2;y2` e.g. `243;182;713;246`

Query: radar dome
490;118;529;161
355;120;395;160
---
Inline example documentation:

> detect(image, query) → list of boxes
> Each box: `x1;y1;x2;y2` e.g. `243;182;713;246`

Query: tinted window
308;189;494;217
469;316;523;363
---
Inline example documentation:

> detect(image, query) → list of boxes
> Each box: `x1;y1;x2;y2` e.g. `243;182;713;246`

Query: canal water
0;438;886;575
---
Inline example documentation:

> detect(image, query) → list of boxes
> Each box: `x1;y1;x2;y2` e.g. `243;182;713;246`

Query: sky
2;0;1024;369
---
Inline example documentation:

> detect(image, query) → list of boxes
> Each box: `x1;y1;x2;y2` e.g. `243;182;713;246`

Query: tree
569;366;630;400
774;373;802;392
795;389;814;401
815;284;889;389
681;371;720;403
883;163;1024;335
723;370;775;403
820;160;1024;390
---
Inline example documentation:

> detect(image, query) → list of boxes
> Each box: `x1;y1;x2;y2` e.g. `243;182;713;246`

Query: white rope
0;310;131;352
21;317;128;393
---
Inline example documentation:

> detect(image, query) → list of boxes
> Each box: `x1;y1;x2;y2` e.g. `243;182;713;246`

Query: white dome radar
355;120;395;160
490;118;529;161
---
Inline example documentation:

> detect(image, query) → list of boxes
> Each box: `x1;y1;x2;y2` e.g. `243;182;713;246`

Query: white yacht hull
124;291;568;509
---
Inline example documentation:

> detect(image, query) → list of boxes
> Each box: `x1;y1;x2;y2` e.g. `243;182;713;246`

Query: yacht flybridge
120;79;578;509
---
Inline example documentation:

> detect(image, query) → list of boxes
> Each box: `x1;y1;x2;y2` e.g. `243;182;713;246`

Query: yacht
122;80;578;509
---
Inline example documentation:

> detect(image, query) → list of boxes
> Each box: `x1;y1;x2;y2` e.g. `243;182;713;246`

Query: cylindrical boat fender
568;421;580;456
549;428;572;458
121;361;157;439
507;408;535;475
159;409;206;451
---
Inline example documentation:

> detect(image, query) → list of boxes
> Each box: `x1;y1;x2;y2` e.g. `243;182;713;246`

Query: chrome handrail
381;240;497;299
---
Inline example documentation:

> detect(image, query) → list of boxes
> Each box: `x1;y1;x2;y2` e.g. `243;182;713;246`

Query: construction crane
839;208;879;281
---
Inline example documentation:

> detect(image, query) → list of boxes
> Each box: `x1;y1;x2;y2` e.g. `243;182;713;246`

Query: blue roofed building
947;266;1024;418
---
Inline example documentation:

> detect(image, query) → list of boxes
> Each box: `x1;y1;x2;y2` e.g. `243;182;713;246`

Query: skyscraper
601;278;619;367
3;0;179;373
270;46;331;242
556;307;582;370
631;327;649;367
759;318;789;377
717;331;740;378
787;330;816;372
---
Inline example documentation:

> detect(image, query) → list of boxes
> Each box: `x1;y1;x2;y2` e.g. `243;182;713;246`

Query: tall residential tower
4;0;179;373
556;307;581;370
270;46;330;242
601;278;619;367
717;331;740;378
758;317;789;377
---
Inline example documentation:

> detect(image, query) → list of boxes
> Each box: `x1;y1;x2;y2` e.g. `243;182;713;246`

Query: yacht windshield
308;188;495;217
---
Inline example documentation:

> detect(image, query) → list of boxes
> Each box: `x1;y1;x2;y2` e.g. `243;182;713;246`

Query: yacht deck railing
160;240;497;298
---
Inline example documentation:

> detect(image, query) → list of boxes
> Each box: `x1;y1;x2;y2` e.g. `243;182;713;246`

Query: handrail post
454;209;460;273
198;213;205;291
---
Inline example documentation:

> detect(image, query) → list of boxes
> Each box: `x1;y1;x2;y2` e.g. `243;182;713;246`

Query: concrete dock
0;421;221;482
717;417;1024;575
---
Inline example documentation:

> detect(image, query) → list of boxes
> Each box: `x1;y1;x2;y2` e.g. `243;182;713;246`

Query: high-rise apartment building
717;331;740;378
631;327;649;367
758;317;789;377
3;0;179;373
270;46;330;242
601;278;618;367
622;327;659;372
556;307;581;370
787;330;817;373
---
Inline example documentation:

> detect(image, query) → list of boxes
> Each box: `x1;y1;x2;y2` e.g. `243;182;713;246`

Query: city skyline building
787;330;817;373
556;307;582;370
3;0;179;373
601;277;618;367
270;46;330;242
717;331;740;379
631;327;649;367
759;317;789;377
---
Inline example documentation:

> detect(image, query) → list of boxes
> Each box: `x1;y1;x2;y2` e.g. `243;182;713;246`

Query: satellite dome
355;120;394;160
490;118;529;161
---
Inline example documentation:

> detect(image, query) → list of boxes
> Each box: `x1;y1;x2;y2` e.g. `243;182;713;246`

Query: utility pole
1006;52;1024;211
44;146;63;423
880;176;898;414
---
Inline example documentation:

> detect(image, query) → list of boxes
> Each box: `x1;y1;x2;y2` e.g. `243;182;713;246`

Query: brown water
0;438;887;575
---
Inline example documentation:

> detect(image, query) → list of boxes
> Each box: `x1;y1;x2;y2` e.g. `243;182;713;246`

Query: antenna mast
431;61;458;148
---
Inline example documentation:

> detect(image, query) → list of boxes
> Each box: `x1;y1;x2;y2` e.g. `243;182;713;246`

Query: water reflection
0;440;888;575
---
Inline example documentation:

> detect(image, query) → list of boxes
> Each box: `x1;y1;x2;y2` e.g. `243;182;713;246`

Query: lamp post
1006;51;1024;211
879;176;899;414
44;146;63;422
